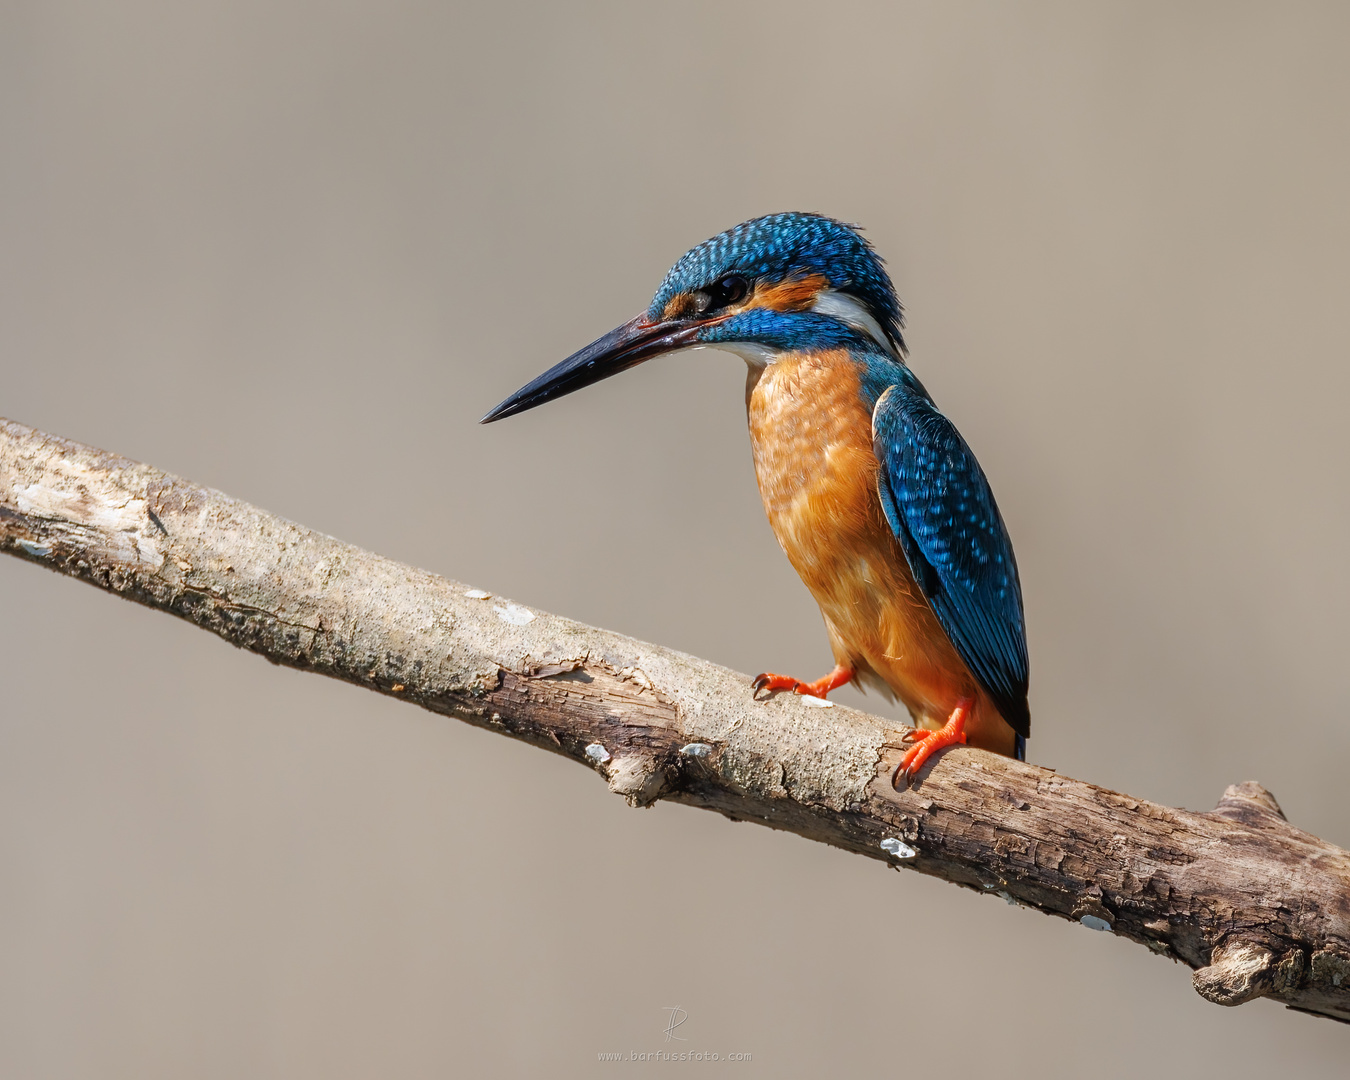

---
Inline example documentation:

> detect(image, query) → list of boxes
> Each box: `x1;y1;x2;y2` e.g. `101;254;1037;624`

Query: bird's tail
1014;733;1026;762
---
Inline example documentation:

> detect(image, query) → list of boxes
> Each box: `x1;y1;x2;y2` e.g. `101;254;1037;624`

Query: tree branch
3;416;1348;1023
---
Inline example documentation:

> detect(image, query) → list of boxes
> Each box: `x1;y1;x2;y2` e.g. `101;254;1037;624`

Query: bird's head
481;212;905;423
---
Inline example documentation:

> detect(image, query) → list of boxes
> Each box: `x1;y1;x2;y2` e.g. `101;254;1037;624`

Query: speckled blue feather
871;370;1030;737
650;212;906;354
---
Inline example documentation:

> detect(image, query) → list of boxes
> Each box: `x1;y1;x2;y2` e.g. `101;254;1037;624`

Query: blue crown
647;212;905;353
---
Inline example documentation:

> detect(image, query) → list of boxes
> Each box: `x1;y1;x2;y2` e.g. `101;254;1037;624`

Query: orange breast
745;351;1016;754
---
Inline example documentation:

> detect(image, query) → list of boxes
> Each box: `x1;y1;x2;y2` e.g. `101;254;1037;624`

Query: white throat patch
714;340;780;370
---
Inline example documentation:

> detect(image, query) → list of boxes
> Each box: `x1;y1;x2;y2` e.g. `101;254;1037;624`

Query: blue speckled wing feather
872;384;1030;737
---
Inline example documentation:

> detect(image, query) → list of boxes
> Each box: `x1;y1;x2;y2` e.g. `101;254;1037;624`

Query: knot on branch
1212;781;1287;826
1193;942;1276;1006
1192;940;1310;1006
605;753;672;808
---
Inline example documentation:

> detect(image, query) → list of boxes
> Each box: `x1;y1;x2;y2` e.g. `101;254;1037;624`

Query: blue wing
872;381;1030;739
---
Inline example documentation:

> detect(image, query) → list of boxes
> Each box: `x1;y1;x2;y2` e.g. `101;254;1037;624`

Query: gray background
3;2;1348;1076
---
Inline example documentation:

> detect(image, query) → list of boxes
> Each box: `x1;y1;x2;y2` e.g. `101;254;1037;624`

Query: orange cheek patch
752;273;828;313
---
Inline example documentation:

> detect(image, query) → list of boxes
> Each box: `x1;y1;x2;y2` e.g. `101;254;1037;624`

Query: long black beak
480;314;704;424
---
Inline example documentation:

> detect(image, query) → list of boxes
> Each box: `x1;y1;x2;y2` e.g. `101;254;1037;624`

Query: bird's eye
696;274;750;313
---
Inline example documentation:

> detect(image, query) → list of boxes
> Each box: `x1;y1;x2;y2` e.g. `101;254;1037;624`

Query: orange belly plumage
745;349;1017;755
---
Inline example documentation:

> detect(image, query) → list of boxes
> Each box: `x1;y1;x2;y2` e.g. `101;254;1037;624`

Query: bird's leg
751;664;854;700
893;697;972;787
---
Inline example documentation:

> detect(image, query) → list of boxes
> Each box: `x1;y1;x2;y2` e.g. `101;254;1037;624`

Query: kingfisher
482;213;1029;781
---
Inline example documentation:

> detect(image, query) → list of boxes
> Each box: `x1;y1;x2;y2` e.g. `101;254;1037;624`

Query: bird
482;213;1029;782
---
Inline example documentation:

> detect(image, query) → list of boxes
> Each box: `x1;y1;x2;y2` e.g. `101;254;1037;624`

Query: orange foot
752;664;853;700
893;698;972;788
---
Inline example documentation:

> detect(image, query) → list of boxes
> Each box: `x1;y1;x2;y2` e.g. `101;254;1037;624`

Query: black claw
750;673;801;700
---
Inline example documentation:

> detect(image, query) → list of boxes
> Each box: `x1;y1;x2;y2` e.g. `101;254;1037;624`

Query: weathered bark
2;416;1348;1023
